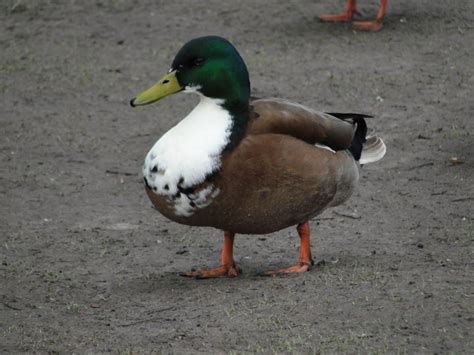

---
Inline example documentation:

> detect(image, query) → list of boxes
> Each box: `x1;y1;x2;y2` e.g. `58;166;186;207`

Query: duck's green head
131;36;250;112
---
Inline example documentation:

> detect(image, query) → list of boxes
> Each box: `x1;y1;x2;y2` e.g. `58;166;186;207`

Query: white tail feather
359;136;386;164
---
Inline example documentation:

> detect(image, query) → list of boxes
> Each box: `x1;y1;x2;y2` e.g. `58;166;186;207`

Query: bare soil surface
1;0;473;353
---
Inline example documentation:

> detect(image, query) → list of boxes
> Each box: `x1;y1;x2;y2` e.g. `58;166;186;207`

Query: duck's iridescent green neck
198;67;250;151
224;107;249;151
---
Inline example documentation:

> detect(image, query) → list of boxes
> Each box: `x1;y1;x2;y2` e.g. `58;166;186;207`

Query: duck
320;0;388;31
130;36;386;278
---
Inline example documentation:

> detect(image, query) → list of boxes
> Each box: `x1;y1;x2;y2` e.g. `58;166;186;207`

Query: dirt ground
1;0;473;353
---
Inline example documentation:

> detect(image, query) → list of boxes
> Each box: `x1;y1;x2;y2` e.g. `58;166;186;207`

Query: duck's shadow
111;258;340;297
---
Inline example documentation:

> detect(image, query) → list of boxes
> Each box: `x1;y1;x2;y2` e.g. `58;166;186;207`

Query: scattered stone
315;260;326;267
449;157;464;165
176;248;188;255
11;3;28;13
417;134;430;140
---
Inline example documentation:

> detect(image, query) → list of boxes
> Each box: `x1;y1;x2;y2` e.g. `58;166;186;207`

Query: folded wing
248;98;357;151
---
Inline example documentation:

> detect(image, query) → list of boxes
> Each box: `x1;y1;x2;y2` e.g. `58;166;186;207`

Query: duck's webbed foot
260;221;314;277
320;0;356;22
260;260;313;276
352;19;383;31
351;0;387;31
180;231;241;279
320;0;387;32
180;263;241;279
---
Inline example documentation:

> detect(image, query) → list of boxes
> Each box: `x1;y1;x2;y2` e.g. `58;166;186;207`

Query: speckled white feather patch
143;95;231;216
171;186;220;217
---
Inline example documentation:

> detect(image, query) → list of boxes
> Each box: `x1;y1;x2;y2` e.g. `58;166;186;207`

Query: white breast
143;96;232;215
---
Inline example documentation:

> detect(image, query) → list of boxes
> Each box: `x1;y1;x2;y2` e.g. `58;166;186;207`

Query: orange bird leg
180;231;241;279
320;0;357;22
261;221;314;276
352;0;388;31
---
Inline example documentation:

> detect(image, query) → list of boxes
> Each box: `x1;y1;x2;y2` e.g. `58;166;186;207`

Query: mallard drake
130;36;386;278
320;0;388;31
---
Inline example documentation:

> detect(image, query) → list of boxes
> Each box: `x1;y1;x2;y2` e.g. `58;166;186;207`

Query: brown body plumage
145;98;359;234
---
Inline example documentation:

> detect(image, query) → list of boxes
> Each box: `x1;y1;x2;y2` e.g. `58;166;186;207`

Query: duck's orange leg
352;0;388;31
320;0;357;22
261;222;314;276
180;231;241;279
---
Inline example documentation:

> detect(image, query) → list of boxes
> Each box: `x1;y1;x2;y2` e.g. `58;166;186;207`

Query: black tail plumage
325;113;370;160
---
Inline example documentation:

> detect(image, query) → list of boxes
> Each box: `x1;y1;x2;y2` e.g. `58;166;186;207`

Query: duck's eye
193;57;205;66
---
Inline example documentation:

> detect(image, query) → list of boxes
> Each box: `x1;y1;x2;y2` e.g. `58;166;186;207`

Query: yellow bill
130;70;182;107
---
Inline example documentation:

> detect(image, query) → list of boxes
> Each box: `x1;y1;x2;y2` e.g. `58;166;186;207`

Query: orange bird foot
319;13;353;22
180;263;241;279
352;20;383;31
260;221;314;277
320;0;387;31
260;260;314;277
319;0;356;22
180;231;240;279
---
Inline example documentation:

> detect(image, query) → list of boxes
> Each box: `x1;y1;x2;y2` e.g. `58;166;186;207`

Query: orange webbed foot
260;260;313;277
260;221;314;277
352;0;387;31
352;20;383;31
180;231;240;279
320;0;356;22
321;0;387;31
319;13;353;22
180;263;241;279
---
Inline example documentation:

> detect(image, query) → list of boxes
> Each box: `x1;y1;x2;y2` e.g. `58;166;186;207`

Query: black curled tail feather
349;117;367;160
325;113;370;160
